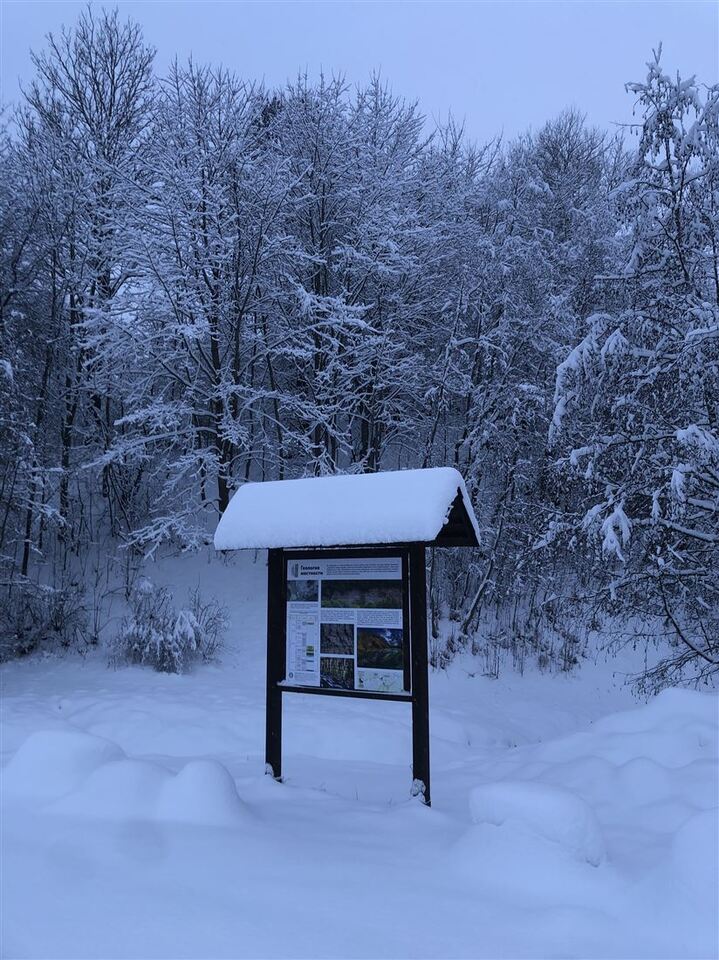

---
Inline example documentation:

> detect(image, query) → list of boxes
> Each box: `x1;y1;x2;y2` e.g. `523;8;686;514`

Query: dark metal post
265;548;284;780
409;544;431;806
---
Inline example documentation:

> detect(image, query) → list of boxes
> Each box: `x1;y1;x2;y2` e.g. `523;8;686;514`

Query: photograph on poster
320;622;354;655
287;579;319;602
320;656;354;690
321;579;402;609
357;668;404;694
357;627;404;670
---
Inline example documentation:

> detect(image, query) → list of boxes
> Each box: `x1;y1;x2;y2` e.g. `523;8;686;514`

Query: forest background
1;7;717;689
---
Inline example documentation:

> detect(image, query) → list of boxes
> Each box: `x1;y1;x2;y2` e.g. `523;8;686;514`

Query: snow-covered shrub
431;590;586;677
186;587;227;663
0;584;88;663
110;579;225;673
110;578;177;672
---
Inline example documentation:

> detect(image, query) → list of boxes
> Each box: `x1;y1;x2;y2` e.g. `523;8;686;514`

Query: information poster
284;557;407;695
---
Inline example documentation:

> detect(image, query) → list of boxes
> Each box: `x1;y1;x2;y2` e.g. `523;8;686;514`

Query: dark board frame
265;543;431;805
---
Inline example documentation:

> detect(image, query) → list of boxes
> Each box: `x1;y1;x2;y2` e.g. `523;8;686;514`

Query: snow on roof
214;467;479;550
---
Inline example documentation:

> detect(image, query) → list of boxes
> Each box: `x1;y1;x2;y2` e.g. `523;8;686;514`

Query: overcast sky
1;0;717;142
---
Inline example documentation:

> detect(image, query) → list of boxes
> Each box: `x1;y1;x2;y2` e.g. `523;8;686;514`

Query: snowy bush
0;584;88;663
186;587;227;663
110;579;226;673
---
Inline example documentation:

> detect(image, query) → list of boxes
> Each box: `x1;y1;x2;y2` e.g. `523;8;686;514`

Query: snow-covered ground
1;552;717;959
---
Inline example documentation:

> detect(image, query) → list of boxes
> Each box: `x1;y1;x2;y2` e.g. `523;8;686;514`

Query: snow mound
53;758;172;819
469;780;605;866
450;818;611;915
2;729;248;828
491;689;716;827
1;729;123;802
672;808;719;911
596;687;715;733
536;688;717;769
157;759;249;827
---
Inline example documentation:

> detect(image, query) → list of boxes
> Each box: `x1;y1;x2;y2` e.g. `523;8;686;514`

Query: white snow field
1;552;717;960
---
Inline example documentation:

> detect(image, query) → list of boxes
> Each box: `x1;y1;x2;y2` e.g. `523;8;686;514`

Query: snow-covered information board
284;557;408;695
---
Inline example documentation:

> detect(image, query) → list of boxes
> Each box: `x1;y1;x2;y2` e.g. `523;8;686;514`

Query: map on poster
283;557;407;695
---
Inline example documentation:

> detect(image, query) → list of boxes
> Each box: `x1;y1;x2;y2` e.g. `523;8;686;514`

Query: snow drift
3;728;249;827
